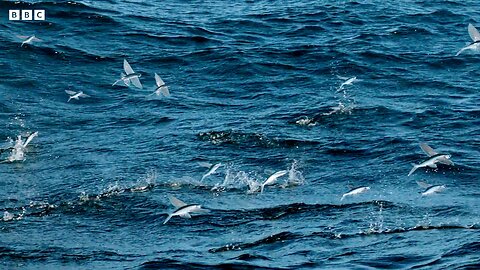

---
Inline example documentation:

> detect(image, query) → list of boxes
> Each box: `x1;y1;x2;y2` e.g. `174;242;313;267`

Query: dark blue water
1;0;479;269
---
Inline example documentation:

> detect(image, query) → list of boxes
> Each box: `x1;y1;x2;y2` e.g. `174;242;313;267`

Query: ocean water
0;0;479;269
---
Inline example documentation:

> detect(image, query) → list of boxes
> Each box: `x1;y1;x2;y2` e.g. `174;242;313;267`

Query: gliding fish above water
337;76;360;91
408;143;454;176
112;59;143;89
416;181;446;197
456;23;480;56
65;90;89;102
199;162;222;182
340;186;370;201
152;73;170;97
3;132;39;163
18;35;41;47
163;196;210;224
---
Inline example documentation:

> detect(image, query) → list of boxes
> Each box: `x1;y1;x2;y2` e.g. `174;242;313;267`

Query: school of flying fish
5;22;472;224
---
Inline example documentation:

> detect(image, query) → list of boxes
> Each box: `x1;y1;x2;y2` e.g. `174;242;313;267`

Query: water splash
323;101;353;116
100;182;124;198
1;209;26;222
366;202;385;234
3;211;14;221
211;161;304;194
8;135;26;162
3;132;38;163
211;167;258;193
131;169;157;192
295;75;356;126
168;175;204;189
280;160;305;189
295;116;317;127
417;212;432;229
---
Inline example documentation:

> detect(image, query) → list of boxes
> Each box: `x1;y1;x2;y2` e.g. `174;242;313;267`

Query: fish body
153;73;170;97
200;163;221;182
260;170;288;193
65;90;89;102
409;143;453;176
340;77;357;88
421;185;446;196
163;196;209;224
337;76;360;91
408;154;451;176
341;186;370;201
456;23;480;56
113;59;143;89
19;35;41;47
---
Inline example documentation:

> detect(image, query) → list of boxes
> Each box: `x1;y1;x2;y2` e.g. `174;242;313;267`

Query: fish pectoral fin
468;23;480;42
427;164;437;168
198;162;213;168
438;157;454;166
169;196;187;208
155;73;165;86
193;208;210;214
416;181;431;189
130;77;143;89
158;86;170;97
123;59;135;75
179;213;191;219
420;143;437;157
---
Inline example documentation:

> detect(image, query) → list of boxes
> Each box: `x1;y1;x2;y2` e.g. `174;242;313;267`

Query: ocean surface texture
0;0;479;269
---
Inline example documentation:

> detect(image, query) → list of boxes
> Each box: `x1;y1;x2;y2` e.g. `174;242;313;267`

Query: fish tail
112;79;121;86
163;214;172;225
408;163;419;176
456;47;467;56
260;184;265;193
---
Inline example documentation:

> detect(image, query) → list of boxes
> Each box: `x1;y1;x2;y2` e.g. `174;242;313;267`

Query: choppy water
0;0;479;269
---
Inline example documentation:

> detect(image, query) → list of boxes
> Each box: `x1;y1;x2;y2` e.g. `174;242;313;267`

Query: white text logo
9;10;45;21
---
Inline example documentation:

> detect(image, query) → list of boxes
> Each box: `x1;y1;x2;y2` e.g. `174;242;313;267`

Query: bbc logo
9;10;45;21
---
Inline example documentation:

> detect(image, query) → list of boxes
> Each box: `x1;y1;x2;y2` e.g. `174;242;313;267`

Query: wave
1;172;158;222
209;224;479;254
197;130;321;148
0;246;130;263
0;1;108;13
140;258;278;270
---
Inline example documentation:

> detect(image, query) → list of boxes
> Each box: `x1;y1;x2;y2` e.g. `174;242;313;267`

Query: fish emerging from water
341;186;370;201
408;143;454;176
456;23;480;56
18;35;41;47
199;162;222;182
260;170;288;193
152;73;170;97
3;132;38;163
163;196;210;224
65;90;89;102
337;75;361;92
112;59;143;89
416;181;446;196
